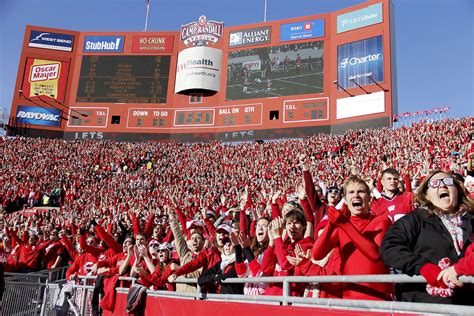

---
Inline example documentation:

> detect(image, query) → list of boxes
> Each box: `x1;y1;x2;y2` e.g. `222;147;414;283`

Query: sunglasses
149;243;160;248
428;177;454;188
328;189;340;194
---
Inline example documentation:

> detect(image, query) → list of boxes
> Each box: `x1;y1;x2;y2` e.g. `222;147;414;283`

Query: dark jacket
381;208;473;305
198;261;244;295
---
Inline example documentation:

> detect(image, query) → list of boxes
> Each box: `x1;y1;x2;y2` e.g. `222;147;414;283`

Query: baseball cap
186;219;204;230
216;223;232;234
157;242;173;251
206;210;217;218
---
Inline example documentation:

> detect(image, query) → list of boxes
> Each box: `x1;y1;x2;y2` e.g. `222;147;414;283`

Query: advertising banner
180;16;224;47
131;34;174;53
337;3;383;33
16;105;62;127
22;58;69;102
336;91;385;119
175;46;222;93
83;35;124;52
28;30;74;51
229;26;271;48
337;35;383;89
280;19;324;42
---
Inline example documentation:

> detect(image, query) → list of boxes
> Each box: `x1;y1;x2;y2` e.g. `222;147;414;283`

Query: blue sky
1;0;472;119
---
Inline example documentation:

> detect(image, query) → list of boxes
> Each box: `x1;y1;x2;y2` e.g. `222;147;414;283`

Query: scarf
438;212;465;255
220;252;236;271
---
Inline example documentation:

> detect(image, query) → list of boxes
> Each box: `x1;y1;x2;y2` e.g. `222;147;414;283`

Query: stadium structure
8;0;396;142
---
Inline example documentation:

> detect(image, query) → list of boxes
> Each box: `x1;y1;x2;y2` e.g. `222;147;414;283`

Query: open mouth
288;230;297;237
439;192;450;200
351;200;363;208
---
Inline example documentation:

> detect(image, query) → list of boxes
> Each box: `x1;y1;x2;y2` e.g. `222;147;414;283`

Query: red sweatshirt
174;247;220;277
140;263;176;291
454;244;474;276
271;236;314;296
312;213;393;301
66;252;98;280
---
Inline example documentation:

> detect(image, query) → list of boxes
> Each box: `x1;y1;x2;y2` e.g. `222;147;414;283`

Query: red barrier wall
104;293;420;316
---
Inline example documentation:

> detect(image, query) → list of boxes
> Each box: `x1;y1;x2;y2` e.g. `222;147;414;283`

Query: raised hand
327;206;348;225
229;231;240;246
238;232;251;248
296;183;307;200
270;217;284;238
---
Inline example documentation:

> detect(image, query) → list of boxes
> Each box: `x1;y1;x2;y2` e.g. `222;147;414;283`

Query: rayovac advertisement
83;35;124;52
337;3;383;33
22;58;69;102
28;30;74;52
175;46;222;93
337;35;383;89
16;105;62;127
229;26;271;48
280;19;324;42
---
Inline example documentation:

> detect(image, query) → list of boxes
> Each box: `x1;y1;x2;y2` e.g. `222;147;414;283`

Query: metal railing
3;271;473;315
70;274;474;315
2;266;69;315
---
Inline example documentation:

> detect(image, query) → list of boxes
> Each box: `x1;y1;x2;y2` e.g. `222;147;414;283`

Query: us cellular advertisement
337;3;383;33
16;105;62;127
337;35;384;89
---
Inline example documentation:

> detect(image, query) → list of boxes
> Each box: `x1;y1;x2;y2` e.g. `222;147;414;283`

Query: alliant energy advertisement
175;46;222;93
22;58;69;102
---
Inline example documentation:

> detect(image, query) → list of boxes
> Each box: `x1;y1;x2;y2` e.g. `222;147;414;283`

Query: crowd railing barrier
68;274;474;315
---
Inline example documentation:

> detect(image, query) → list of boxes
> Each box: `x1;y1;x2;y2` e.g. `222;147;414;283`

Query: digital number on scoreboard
173;109;215;127
283;98;329;123
67;107;109;128
76;56;170;104
215;103;263;127
126;108;172;129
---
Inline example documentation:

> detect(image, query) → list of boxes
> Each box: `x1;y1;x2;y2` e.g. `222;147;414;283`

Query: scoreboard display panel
283;98;328;123
76;56;170;104
14;1;394;140
215;103;263;127
174;109;215;127
67;107;109;127
127;108;172;129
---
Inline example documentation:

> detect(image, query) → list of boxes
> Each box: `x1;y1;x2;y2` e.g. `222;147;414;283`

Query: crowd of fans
0;117;473;312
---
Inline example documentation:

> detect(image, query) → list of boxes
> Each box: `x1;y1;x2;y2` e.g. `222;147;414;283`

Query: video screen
226;40;324;101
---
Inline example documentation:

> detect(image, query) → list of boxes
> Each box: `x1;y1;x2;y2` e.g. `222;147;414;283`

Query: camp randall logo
180;15;224;46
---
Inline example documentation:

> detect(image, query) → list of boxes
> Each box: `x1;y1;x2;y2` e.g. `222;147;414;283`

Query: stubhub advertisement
280;19;324;42
337;35;384;89
16;106;62;127
83;35;124;52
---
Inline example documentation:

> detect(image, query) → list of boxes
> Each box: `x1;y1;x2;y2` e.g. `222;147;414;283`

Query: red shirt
313;213;393;300
371;191;414;223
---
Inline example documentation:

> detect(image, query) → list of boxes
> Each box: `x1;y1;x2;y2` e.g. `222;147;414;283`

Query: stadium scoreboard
76;56;170;104
283;98;329;123
11;0;395;141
